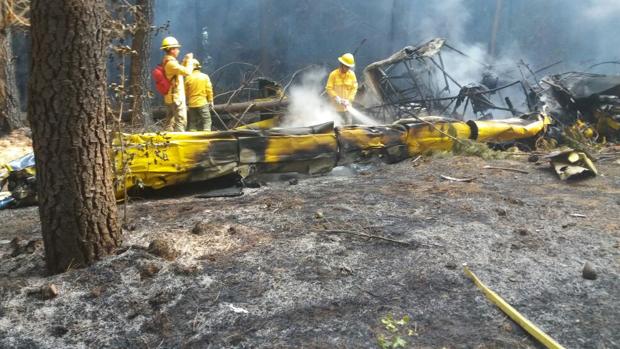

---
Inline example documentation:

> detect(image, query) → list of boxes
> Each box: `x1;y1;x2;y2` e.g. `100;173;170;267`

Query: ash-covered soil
1;155;619;348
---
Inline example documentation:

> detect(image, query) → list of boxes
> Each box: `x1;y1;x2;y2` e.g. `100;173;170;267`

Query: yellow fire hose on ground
463;265;565;349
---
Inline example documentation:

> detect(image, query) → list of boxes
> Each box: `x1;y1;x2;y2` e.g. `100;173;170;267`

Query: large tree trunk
28;0;121;274
128;0;153;128
0;3;23;133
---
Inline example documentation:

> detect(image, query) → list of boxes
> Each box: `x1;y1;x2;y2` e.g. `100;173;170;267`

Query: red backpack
152;59;171;96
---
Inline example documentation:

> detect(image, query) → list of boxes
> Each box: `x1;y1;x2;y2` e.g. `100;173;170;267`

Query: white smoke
579;0;620;70
441;44;488;88
409;0;530;118
281;68;344;128
154;0;620;82
282;68;380;127
418;0;471;42
584;0;620;19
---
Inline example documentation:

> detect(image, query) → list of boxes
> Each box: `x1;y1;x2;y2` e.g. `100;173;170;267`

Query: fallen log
214;98;289;114
142;99;290;121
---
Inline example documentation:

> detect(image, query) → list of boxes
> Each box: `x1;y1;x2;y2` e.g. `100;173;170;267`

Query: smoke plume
281;68;344;128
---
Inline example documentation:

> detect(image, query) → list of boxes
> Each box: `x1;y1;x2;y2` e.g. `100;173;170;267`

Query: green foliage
376;314;418;349
422;139;511;160
451;139;509;160
422;149;452;159
560;125;603;157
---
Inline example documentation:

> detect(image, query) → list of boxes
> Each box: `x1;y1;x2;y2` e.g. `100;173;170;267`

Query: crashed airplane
2;114;549;207
1;38;618;208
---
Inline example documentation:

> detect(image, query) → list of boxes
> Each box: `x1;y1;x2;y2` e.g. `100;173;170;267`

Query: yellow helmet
191;58;202;70
338;53;355;68
160;36;181;50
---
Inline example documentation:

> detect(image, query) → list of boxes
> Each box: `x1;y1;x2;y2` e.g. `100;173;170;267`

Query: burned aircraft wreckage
1;38;618;208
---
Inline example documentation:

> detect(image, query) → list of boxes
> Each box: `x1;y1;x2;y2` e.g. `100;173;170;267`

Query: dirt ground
0;128;32;164
0;153;619;348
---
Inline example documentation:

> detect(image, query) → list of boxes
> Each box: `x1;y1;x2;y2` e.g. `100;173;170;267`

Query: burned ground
0;155;618;348
0;128;31;164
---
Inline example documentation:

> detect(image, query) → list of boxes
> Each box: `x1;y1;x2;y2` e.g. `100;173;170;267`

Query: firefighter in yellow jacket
185;59;214;131
325;53;358;124
160;36;195;131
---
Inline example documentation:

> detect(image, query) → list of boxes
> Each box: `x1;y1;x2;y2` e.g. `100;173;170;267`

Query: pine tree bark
28;0;121;274
128;0;153;128
0;2;23;133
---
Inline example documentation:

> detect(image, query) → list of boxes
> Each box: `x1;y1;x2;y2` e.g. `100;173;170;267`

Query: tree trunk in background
388;0;397;55
194;0;206;62
0;2;23;133
29;0;121;274
128;0;153;128
387;0;409;55
488;0;503;57
259;0;273;76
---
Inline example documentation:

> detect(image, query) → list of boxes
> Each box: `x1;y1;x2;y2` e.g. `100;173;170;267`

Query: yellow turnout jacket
325;68;358;112
163;54;193;105
185;70;214;108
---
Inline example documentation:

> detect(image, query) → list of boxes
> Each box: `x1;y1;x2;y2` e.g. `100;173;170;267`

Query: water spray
347;106;379;126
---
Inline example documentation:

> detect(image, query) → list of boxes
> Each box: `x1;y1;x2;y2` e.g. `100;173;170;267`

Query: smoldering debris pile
359;38;620;140
538;72;620;139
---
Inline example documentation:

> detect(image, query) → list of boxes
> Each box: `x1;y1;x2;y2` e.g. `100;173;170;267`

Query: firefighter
325;53;358;124
184;59;214;131
160;36;195;131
